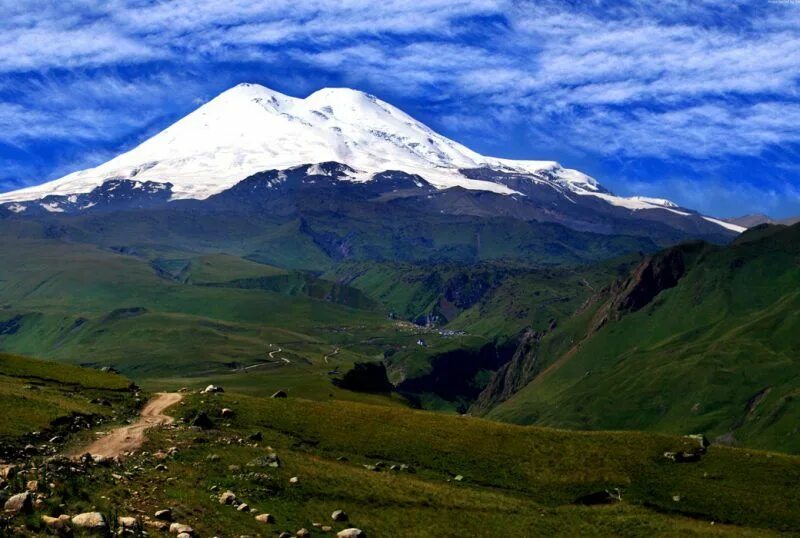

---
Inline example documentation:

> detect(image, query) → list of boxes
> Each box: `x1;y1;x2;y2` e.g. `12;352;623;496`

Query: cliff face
469;329;542;413
472;243;705;415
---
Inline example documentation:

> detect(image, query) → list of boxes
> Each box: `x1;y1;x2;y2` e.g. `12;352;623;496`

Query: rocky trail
71;392;183;459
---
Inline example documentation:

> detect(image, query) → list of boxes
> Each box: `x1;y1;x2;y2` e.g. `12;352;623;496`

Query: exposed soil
72;392;182;459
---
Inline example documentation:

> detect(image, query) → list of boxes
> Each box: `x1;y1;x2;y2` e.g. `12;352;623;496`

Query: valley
0;81;797;536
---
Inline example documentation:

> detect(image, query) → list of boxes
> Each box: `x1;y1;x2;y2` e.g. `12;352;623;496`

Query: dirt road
73;392;183;459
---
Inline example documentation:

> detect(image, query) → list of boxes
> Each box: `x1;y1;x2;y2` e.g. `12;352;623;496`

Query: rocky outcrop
470;329;542;413
333;362;393;393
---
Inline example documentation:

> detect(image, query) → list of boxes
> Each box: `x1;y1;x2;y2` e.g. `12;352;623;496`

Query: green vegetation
0;353;134;445
9;392;798;536
488;224;800;453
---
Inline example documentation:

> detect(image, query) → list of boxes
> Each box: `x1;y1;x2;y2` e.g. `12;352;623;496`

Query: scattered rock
177;533;193;538
331;510;348;522
337;529;365;538
685;434;710;451
237;503;250;512
4;492;32;514
279;533;292;538
219;490;237;505
221;408;235;418
155;463;168;472
663;450;702;463
297;529;311;537
255;513;275;524
289;476;299;484
0;464;17;480
41;515;71;531
118;516;138;528
454;475;464;482
574;489;622;505
322;526;333;532
202;384;224;394
169;522;194;534
26;480;39;492
155;509;173;521
72;512;107;530
247;453;280;468
271;390;288;398
248;431;263;442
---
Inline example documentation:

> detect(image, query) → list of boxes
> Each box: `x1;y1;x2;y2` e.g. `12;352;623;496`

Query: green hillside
486;224;800;453
5;390;798;536
0;353;136;448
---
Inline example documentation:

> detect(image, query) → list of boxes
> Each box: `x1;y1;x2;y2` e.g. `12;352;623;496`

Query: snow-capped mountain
0;83;743;234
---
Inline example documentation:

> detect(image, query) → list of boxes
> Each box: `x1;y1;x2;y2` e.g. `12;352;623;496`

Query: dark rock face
609;246;692;315
470;330;542;414
0;179;173;215
191;412;214;429
334;362;394;394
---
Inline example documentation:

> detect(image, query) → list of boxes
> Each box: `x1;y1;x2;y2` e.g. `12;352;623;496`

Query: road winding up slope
73;392;183;459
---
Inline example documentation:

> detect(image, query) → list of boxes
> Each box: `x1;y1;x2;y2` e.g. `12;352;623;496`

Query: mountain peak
0;82;743;233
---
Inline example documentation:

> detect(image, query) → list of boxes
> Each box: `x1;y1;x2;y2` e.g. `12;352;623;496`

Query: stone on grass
170;522;194;534
237;503;250;512
255;513;275;524
289;476;299;484
4;492;32;514
297;529;311;537
221;408;235;418
42;515;71;531
72;512;107;530
337;529;366;538
219;490;237;505
331;510;348;522
155;509;172;521
192;412;214;429
118;516;138;528
202;384;224;394
271;390;288;398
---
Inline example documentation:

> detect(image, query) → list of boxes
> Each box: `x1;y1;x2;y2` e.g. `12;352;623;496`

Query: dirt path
72;392;183;459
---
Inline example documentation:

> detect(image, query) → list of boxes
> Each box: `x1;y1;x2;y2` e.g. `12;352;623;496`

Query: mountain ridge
0;82;744;234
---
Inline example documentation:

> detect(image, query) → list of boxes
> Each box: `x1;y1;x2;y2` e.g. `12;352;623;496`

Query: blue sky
2;0;800;218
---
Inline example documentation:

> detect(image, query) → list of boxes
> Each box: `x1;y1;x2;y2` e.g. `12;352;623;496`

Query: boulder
255;513;275;524
192;412;214;429
219;490;237;505
72;512;107;530
248;431;263;442
118;516;138;528
155;509;173;521
42;515;71;531
331;510;348;522
221;408;235;418
25;480;39;492
289;476;299;484
685;434;710;452
0;464;17;480
202;384;224;394
177;534;192;538
271;390;288;398
4;492;32;514
337;529;366;538
169;522;194;534
237;503;250;512
297;529;311;537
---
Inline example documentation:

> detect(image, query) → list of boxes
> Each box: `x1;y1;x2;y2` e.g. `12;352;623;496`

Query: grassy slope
489;224;800;453
0;353;132;443
27;392;797;536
